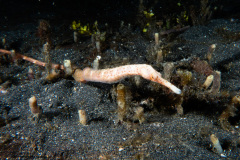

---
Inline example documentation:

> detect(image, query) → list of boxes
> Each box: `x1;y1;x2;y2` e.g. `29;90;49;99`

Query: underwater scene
0;0;240;159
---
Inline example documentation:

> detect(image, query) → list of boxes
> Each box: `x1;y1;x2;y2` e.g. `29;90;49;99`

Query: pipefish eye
151;74;155;80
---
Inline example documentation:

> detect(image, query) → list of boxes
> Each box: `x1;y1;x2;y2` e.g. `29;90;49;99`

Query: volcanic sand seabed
0;19;240;159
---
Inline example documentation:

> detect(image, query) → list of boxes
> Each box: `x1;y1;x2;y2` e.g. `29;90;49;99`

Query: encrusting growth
73;64;181;94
